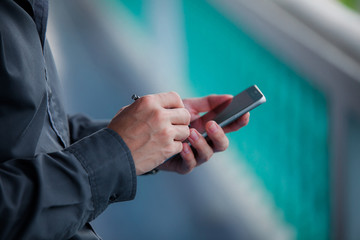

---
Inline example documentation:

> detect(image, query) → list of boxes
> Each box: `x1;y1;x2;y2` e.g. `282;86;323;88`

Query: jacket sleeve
0;128;137;240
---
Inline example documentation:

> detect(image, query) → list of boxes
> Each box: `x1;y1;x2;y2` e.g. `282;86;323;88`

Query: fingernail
189;129;199;142
183;143;190;154
208;122;218;133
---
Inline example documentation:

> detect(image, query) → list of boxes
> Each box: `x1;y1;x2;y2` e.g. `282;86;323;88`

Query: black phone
192;85;266;138
166;85;266;162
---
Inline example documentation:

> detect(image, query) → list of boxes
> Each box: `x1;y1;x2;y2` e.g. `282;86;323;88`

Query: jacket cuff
66;128;136;220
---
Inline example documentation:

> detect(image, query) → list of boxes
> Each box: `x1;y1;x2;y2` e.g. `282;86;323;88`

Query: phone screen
213;85;264;126
191;85;265;136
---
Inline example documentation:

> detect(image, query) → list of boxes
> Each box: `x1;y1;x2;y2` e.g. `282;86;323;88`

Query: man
0;0;250;239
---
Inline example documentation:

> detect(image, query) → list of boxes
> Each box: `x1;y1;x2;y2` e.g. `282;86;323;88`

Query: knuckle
139;95;153;107
164;142;181;156
162;144;172;157
184;109;191;124
175;142;183;153
169;91;180;100
198;147;214;163
204;152;213;162
162;127;174;139
169;91;183;106
153;109;165;123
182;162;196;175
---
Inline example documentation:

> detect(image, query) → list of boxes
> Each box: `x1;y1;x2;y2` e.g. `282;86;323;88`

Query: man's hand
158;95;250;174
108;92;191;175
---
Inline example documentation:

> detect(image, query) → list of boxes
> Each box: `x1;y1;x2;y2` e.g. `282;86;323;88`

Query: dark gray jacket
0;0;137;239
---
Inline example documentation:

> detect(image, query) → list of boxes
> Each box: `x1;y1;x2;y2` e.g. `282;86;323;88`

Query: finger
179;143;197;174
205;121;229;152
156;91;184;109
173;125;190;141
188;128;213;166
222;112;250;133
195;98;233;124
168;108;191;125
183;95;233;115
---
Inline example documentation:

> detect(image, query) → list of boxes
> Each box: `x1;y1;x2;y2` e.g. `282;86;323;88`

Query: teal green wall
114;1;331;239
109;0;150;30
116;0;146;21
183;2;330;239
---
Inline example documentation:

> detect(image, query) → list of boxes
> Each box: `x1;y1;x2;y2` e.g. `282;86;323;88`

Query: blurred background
47;0;360;239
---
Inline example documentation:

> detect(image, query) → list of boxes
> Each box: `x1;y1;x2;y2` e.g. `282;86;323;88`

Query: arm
0;3;135;239
0;88;188;239
0;129;136;240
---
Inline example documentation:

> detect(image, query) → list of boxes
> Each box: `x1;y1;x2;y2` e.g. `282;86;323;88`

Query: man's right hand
108;92;191;175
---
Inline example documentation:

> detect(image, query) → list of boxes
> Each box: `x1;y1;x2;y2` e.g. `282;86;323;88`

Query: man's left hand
157;94;250;174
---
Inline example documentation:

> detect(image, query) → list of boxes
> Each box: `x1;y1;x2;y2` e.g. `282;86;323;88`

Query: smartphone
166;85;266;162
191;85;266;138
